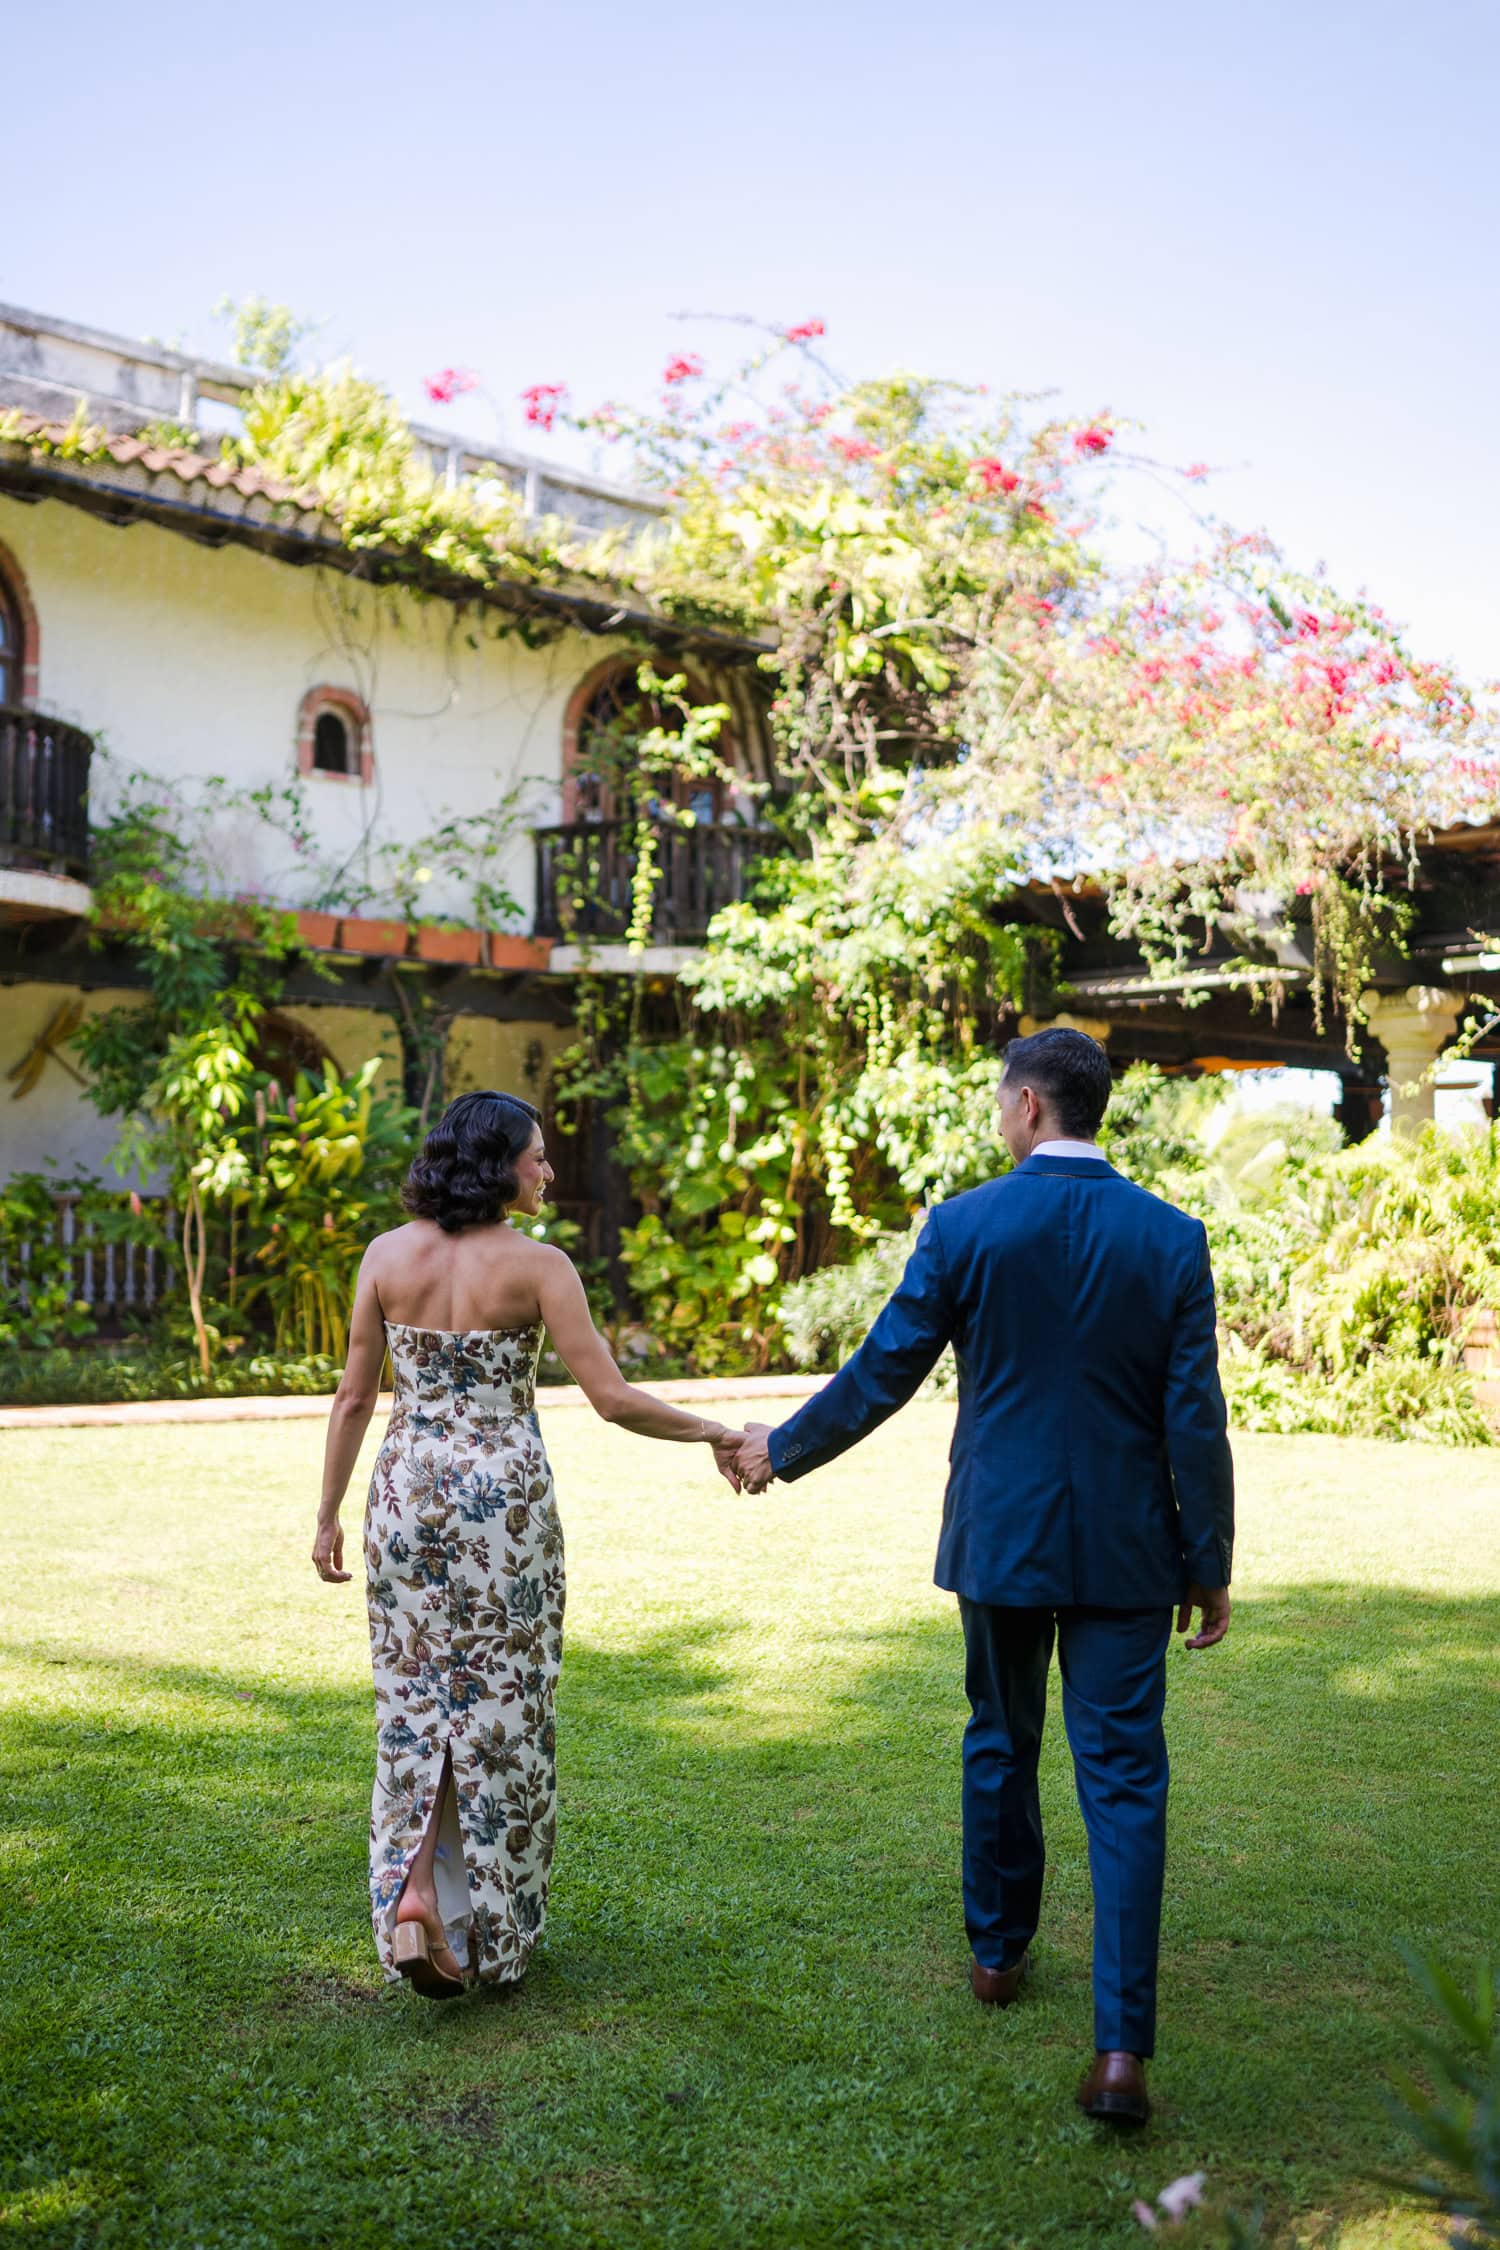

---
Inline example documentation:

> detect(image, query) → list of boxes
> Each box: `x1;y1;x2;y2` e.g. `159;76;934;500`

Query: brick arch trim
0;534;40;705
296;683;374;784
560;652;737;820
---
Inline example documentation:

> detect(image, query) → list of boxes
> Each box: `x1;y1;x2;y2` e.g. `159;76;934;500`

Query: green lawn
2;1404;1497;2249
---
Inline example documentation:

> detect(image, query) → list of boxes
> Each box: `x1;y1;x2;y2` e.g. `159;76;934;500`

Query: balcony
534;818;780;947
0;707;93;921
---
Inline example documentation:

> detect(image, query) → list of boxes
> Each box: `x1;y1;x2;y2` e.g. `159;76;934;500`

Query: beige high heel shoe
393;1916;466;2000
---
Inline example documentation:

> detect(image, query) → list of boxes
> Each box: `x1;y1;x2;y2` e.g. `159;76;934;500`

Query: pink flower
1184;460;1210;481
1131;2203;1159;2233
422;367;478;405
784;318;826;343
1073;423;1112;456
662;354;704;386
129;1191;143;1217
832;435;880;462
520;382;569;432
1157;2175;1207;2223
973;456;1020;495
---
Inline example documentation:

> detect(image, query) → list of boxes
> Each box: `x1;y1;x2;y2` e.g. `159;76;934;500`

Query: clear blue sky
6;0;1496;678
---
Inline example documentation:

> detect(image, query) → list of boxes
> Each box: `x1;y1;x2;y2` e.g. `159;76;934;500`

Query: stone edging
0;1372;828;1432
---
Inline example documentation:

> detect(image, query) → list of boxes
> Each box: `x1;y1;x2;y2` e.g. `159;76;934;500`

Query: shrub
1386;1950;1500;2244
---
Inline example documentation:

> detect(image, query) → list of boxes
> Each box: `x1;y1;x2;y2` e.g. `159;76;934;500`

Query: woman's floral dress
364;1323;564;1985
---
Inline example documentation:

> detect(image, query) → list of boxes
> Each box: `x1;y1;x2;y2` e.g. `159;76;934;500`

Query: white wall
0;490;631;926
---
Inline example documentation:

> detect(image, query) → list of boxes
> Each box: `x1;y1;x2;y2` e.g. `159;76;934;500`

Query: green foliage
1220;1341;1492;1446
215;293;316;377
216;1061;416;1361
0;1173;163;1354
1385;1951;1500;2243
778;1216;928;1371
0;1343;344;1406
65;777;421;1377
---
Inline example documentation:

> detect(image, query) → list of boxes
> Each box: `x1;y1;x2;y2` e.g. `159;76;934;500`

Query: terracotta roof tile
0;409;322;514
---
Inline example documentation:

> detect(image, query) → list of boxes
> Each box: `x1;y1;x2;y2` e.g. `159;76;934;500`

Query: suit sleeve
1165;1223;1235;1587
767;1212;955;1483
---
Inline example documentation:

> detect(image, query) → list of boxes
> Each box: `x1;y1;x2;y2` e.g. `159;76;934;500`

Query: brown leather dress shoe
970;1952;1028;2007
1077;2049;1150;2124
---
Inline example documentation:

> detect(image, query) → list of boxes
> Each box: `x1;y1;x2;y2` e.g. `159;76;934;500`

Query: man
734;1026;1233;2125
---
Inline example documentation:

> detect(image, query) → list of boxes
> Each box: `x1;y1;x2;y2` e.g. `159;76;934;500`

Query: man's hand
1177;1582;1230;1650
736;1422;774;1494
312;1512;351;1583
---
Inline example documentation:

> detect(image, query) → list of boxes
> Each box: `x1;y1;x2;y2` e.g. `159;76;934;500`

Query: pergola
1007;819;1500;1136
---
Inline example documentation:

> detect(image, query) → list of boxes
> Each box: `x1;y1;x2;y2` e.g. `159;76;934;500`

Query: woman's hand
312;1513;352;1583
708;1425;747;1493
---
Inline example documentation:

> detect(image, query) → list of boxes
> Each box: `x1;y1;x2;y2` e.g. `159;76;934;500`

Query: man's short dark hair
1001;1025;1113;1139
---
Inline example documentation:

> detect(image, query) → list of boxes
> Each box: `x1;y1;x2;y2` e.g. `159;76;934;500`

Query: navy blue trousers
958;1600;1173;2058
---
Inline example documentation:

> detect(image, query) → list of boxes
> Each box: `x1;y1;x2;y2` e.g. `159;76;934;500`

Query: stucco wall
1;981;149;1179
0;490;634;927
445;1015;576;1108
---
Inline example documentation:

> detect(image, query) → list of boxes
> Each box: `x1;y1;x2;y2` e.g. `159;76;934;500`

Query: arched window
562;659;730;826
313;708;352;774
0;539;39;708
296;686;373;784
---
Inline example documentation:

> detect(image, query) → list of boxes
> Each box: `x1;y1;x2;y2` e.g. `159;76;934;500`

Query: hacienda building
6;299;1500;1292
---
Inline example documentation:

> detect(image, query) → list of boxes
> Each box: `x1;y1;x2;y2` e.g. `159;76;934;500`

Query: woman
312;1090;746;1999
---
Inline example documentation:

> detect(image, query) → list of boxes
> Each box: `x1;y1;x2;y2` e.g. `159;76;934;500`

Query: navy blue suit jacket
766;1155;1234;1608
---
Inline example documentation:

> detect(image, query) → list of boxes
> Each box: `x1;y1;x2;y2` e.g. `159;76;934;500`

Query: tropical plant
1385;1950;1500;2244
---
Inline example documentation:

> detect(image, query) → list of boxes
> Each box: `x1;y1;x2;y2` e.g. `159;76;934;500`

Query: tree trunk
182;1182;211;1380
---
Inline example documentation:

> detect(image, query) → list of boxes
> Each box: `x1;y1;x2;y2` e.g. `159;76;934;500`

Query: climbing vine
10;300;1498;1375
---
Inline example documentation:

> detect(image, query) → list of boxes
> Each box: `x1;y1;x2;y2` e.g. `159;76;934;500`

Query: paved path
0;1373;827;1432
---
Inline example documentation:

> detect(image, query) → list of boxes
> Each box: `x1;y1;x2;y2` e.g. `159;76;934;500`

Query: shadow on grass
2;1585;1496;2245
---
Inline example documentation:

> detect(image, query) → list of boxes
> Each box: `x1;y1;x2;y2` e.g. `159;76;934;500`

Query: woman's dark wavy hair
401;1090;542;1233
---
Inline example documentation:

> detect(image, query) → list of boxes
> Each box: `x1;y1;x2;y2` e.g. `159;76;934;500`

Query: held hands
735;1422;774;1493
703;1420;777;1495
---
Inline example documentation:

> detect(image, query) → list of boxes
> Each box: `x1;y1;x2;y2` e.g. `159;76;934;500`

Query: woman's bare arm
536;1251;745;1488
312;1247;390;1582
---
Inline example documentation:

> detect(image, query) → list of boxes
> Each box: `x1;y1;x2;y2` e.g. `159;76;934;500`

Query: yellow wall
0;982;148;1178
445;1016;576;1108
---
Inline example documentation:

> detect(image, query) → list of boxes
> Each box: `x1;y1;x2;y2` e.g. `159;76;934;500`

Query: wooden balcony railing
533;818;781;945
0;707;93;876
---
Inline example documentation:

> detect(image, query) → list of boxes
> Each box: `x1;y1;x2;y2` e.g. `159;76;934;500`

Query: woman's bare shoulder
504;1233;576;1280
359;1221;435;1271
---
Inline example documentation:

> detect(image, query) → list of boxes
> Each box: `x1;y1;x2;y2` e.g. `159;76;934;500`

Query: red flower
423;367;478;405
831;435;880;462
520;382;569;432
1072;423;1112;456
972;456;1020;495
662;354;704;386
784;318;826;343
1184;461;1210;481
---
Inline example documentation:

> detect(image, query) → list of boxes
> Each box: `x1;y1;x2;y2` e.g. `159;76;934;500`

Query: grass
1;1404;1497;2249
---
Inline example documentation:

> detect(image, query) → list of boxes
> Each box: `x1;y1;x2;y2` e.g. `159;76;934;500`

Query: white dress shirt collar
1029;1138;1106;1160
